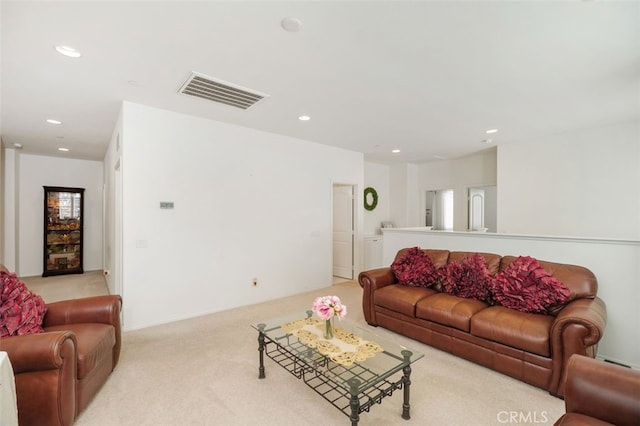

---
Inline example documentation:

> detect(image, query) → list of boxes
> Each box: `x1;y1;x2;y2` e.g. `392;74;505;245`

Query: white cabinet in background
364;235;384;270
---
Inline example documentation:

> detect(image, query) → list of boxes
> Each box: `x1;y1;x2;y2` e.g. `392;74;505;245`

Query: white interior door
469;187;485;230
333;185;354;279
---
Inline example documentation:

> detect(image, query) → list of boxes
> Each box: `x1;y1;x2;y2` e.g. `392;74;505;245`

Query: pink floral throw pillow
0;271;48;337
391;247;438;288
491;256;570;314
438;253;493;301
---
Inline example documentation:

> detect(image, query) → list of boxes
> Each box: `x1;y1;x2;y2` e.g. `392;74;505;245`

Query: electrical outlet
252;278;258;286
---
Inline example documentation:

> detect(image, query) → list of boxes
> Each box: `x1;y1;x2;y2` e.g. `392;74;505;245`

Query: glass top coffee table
252;311;423;425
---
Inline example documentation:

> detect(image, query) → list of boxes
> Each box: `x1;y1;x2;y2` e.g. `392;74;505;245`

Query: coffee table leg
401;350;412;420
257;324;266;379
348;378;361;426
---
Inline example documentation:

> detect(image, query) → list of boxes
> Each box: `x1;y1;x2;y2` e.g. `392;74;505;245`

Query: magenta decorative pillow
0;271;48;337
491;256;570;314
391;247;438;288
438;253;493;301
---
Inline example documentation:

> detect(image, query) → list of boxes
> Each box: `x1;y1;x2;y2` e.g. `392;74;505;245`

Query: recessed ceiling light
392;149;401;153
281;17;302;32
55;45;82;58
58;147;69;152
485;129;499;134
298;115;311;121
47;119;62;125
13;143;23;149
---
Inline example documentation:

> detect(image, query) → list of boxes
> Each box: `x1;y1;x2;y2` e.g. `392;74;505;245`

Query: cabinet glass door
43;186;84;277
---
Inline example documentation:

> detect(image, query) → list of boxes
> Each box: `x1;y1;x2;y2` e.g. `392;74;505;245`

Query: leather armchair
1;295;122;426
554;354;640;426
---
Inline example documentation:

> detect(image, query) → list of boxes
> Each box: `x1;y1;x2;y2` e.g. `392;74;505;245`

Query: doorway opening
332;184;355;281
425;189;454;230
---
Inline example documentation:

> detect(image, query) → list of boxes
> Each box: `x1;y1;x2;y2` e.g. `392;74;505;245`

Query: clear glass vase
324;318;334;340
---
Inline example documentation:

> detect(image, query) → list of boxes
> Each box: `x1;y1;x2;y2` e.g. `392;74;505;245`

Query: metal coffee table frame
253;312;423;425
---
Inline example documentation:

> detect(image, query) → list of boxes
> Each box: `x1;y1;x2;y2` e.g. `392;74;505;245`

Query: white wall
382;229;640;369
103;111;123;295
0;1;3;266
0;146;4;264
389;163;421;227
2;149;17;271
363;161;390;235
498;121;640;240
117;102;364;330
17;154;103;276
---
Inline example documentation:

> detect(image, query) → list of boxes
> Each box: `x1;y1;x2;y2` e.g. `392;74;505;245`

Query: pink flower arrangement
312;295;347;321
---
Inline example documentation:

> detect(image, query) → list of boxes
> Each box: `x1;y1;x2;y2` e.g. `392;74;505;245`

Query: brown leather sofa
1;295;122;426
359;249;607;398
555;354;640;425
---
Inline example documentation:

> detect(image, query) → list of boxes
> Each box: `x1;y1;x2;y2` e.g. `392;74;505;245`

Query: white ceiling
1;1;639;163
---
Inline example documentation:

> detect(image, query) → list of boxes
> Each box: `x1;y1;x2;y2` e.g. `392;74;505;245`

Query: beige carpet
26;275;565;426
21;270;110;303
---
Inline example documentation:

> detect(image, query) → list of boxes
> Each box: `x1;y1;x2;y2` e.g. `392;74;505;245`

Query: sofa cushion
501;256;597;303
470;306;553;357
0;271;48;337
416;293;488;332
374;285;437;317
438;253;494;302
46;323;116;379
449;251;502;275
391;246;439;288
492;256;570;314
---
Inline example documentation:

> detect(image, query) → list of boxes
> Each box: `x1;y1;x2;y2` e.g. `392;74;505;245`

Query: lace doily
281;317;383;366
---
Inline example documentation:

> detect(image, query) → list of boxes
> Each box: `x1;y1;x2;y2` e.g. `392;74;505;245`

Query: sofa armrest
44;295;123;367
559;354;640;426
548;297;607;397
358;268;396;325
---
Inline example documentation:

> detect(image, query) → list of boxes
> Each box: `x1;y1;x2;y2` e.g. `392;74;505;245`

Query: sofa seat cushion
46;323;115;379
374;285;437;317
416;293;488;332
470;306;553;357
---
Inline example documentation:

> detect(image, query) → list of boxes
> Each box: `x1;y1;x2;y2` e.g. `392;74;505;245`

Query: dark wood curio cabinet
43;186;84;277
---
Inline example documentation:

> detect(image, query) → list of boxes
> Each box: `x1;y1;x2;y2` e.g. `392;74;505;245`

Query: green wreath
363;187;378;211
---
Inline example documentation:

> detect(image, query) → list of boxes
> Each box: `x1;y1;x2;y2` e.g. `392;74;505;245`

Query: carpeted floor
26;274;565;425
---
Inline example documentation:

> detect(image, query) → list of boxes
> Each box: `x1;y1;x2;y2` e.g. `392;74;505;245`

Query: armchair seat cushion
46;323;115;379
470;306;553;357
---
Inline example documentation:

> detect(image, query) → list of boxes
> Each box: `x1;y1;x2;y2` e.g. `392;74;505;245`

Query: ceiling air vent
178;72;267;110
